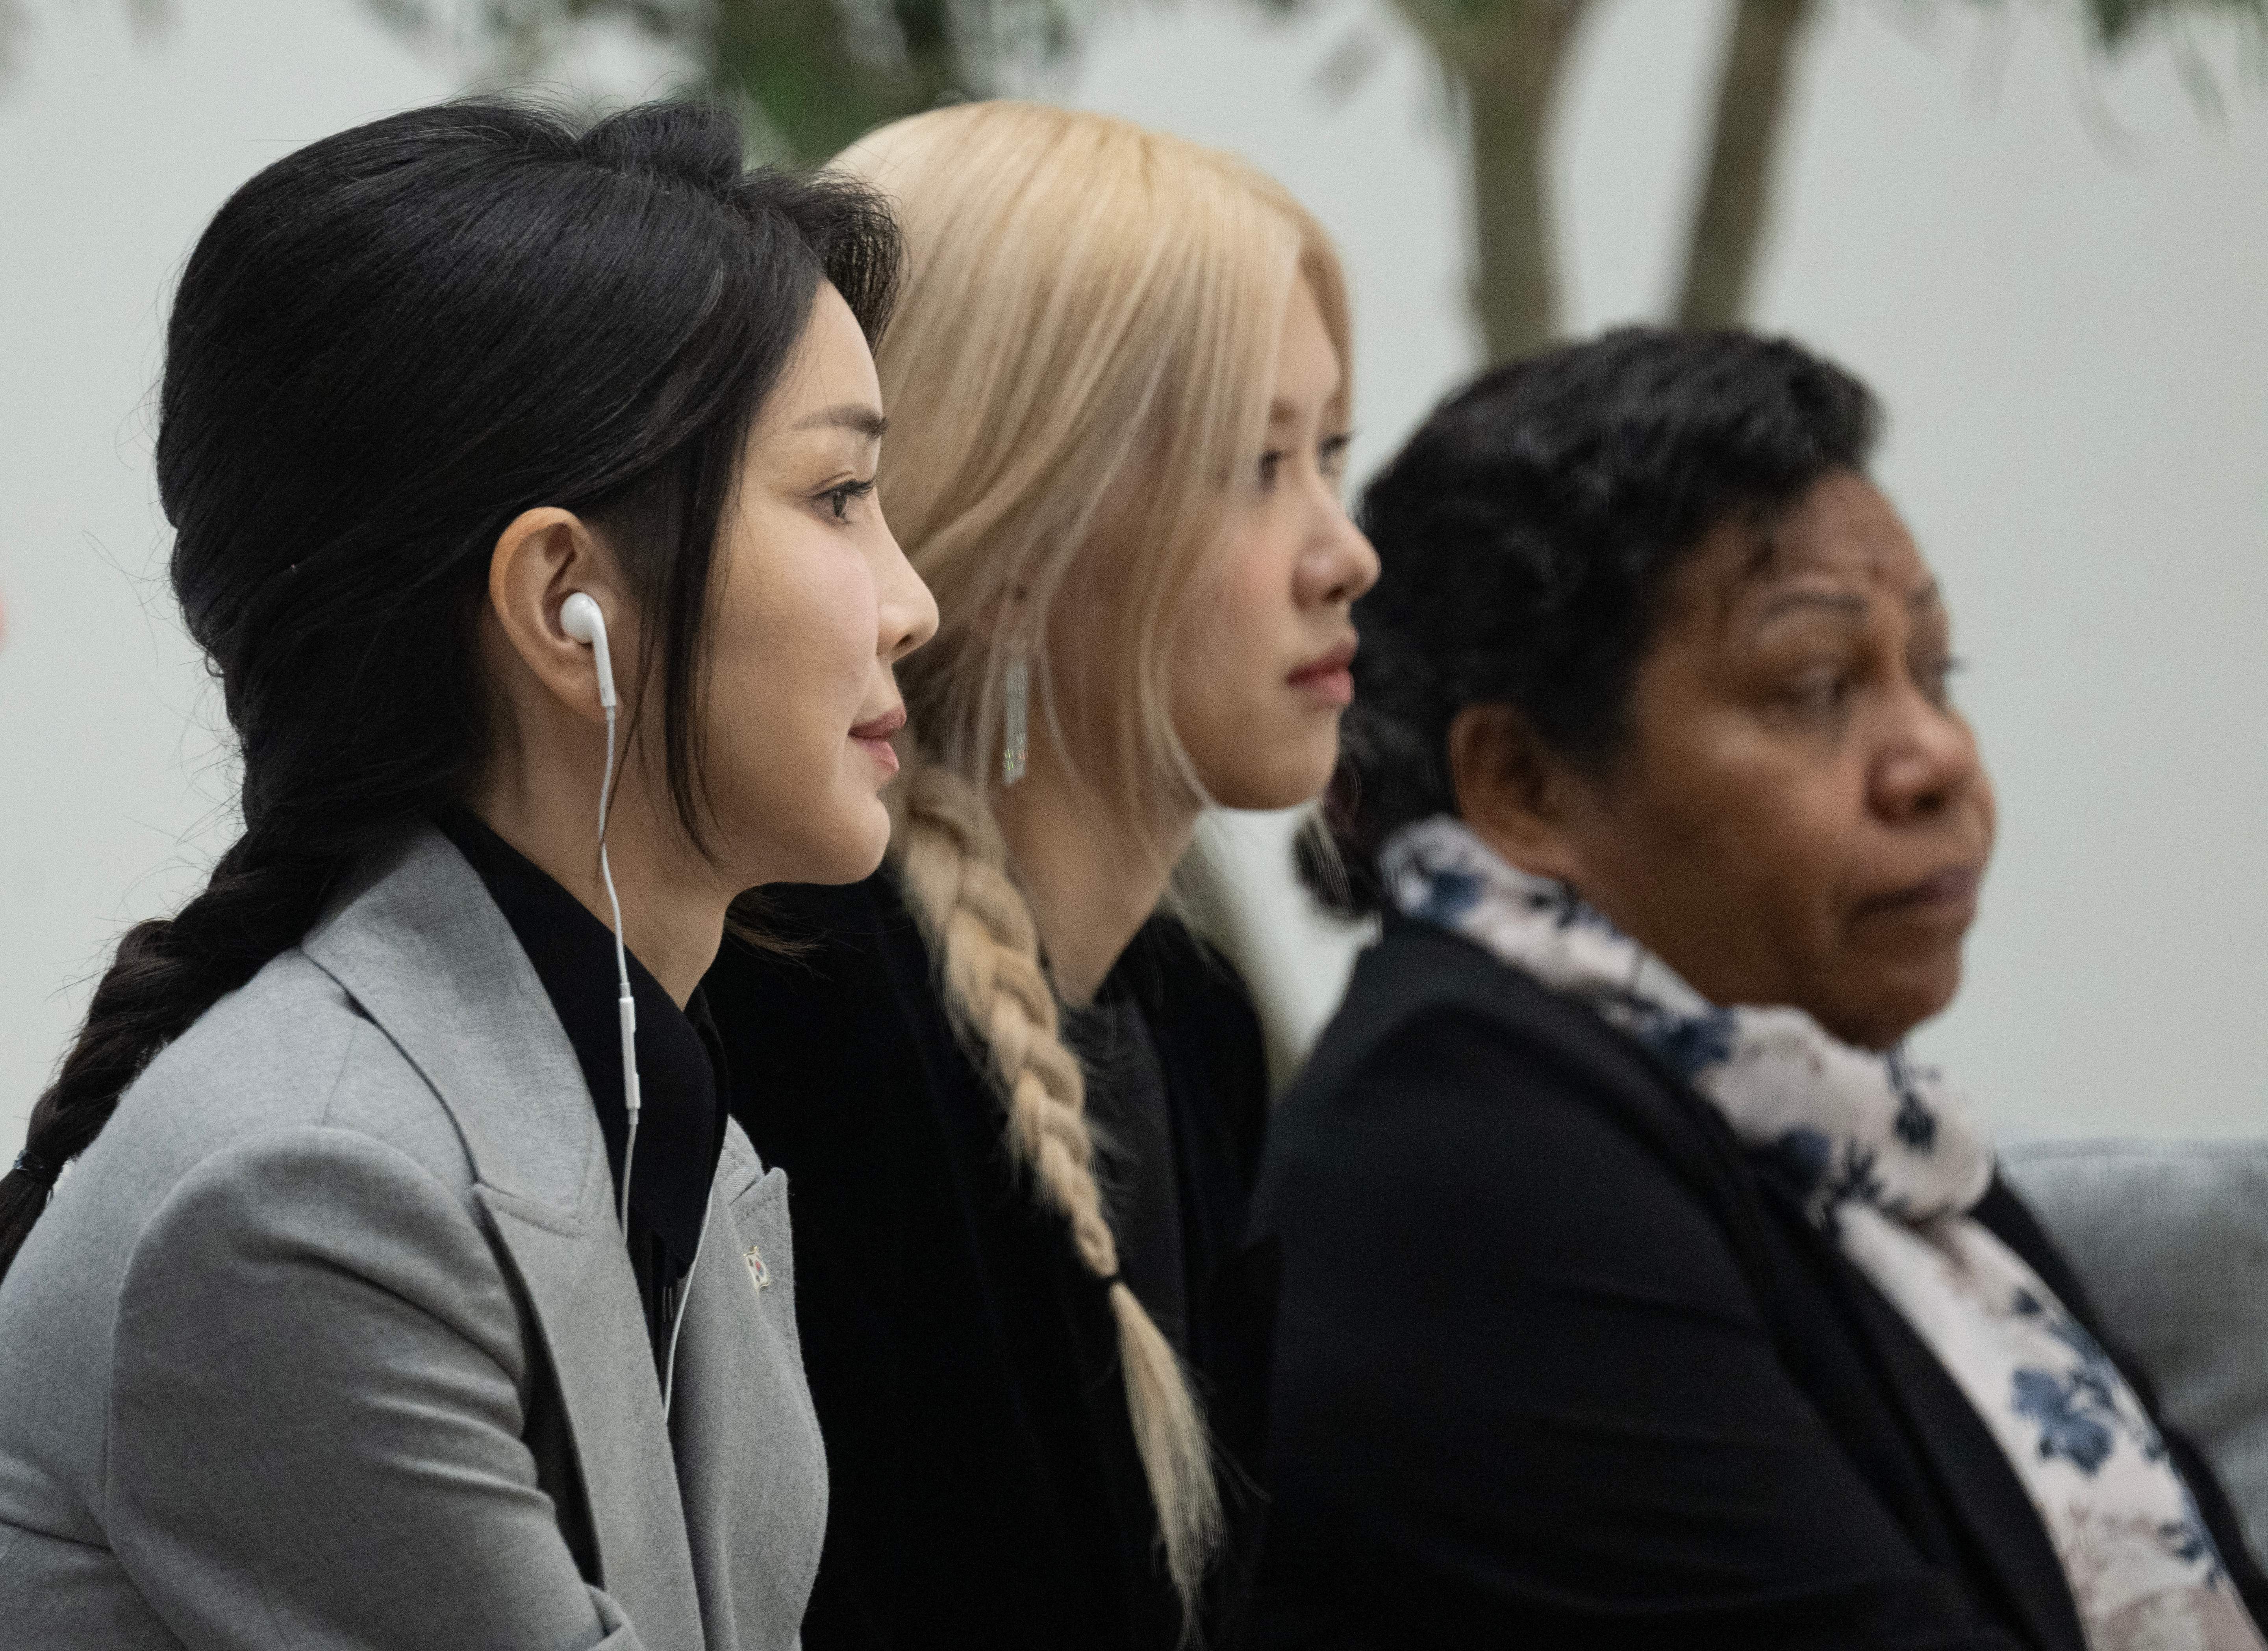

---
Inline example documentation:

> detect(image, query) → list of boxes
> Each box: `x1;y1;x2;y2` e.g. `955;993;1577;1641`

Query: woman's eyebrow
1743;580;1941;635
793;403;888;438
1754;588;1869;624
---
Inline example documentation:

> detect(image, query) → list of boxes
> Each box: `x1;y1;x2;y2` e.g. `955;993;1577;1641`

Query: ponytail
893;762;1224;1616
0;831;358;1279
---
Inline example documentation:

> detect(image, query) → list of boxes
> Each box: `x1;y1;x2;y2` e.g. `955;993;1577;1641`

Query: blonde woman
702;103;1377;1649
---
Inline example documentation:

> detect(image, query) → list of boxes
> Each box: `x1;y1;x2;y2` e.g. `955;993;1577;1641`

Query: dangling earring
1002;649;1030;787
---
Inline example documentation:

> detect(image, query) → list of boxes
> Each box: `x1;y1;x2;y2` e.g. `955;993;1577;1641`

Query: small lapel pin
745;1243;771;1291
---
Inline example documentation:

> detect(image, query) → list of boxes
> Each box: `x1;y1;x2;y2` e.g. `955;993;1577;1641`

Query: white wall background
4;0;2266;1149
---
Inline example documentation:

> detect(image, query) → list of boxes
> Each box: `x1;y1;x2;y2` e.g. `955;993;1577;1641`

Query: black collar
436;810;726;1271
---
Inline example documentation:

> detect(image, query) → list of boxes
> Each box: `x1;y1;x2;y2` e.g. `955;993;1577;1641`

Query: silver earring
1002;651;1030;787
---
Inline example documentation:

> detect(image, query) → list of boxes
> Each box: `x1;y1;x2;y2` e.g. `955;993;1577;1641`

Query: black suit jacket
702;871;1273;1651
1249;917;2268;1650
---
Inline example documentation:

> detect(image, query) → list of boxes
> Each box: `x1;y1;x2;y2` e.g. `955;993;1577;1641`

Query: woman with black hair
1253;328;2267;1651
0;100;934;1649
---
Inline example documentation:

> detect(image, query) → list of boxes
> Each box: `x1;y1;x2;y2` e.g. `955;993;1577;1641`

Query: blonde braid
894;760;1225;1616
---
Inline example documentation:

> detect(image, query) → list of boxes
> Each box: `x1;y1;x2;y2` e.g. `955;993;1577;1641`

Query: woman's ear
487;507;628;726
1448;703;1590;885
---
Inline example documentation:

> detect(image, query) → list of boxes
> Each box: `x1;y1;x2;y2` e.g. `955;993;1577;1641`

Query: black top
701;869;1275;1651
1251;916;2268;1651
438;811;728;1362
1066;989;1188;1355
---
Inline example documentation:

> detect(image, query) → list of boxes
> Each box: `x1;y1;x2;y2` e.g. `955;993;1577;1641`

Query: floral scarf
1381;814;2263;1651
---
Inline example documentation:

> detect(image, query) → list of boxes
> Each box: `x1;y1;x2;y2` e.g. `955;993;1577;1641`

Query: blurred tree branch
2080;0;2268;48
368;0;1082;158
1677;0;1817;329
1419;0;2268;360
10;0;2268;354
1382;0;1595;370
1671;0;2268;339
0;0;165;80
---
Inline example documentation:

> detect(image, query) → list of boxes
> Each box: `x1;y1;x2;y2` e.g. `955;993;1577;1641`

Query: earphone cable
661;1236;702;1418
595;701;641;1234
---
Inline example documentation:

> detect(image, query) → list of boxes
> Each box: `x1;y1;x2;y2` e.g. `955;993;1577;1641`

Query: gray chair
2001;1139;2268;1566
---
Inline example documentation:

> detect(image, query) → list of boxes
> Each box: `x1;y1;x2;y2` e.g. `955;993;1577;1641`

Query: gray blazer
0;827;826;1650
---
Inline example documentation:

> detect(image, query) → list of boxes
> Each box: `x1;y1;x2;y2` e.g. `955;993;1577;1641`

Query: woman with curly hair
1254;328;2267;1651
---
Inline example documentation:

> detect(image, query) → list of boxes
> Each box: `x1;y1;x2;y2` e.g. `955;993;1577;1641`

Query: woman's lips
1288;639;1358;708
851;706;904;775
1856;865;1981;922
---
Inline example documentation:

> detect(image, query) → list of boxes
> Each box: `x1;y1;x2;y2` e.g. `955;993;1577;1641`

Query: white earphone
560;593;642;1232
561;591;618;711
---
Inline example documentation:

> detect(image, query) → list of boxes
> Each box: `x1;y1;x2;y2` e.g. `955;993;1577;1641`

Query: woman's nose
1297;509;1380;610
879;527;939;664
1873;694;1984;824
